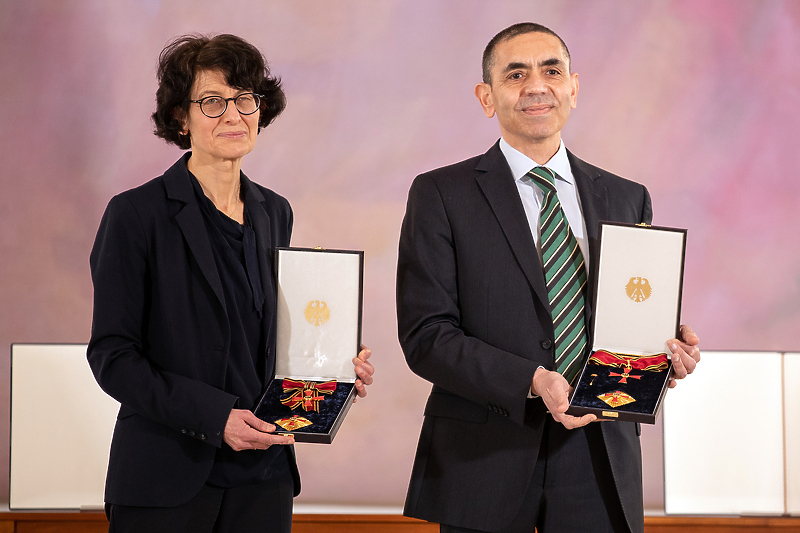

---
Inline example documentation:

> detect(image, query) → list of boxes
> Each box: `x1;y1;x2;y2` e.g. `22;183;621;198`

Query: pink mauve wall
0;0;798;510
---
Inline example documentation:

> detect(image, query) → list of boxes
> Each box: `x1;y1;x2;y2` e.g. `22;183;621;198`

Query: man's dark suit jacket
397;141;652;533
88;154;300;507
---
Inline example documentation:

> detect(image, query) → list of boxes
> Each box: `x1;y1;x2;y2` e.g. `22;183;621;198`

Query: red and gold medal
597;390;636;408
588;350;669;383
274;415;313;431
279;378;337;412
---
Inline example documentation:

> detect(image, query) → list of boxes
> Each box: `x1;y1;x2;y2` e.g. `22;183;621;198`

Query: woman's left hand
353;344;374;402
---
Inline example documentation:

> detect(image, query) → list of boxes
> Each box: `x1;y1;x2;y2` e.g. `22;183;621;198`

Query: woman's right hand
223;409;295;451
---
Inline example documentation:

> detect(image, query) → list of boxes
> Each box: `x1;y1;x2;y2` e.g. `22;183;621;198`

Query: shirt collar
499;138;574;185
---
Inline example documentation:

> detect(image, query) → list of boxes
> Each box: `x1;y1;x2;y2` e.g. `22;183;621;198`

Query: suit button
199;433;207;441
180;427;187;434
541;339;553;350
187;430;196;437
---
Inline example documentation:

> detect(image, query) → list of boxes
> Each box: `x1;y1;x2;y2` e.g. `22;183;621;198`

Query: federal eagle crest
625;277;652;302
304;300;330;326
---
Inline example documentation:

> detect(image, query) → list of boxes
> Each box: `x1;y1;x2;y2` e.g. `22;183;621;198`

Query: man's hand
532;367;596;429
223;409;295;451
353;344;375;402
667;324;701;388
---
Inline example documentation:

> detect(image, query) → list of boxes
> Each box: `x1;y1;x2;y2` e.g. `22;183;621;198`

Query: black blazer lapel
475;143;550;309
241;175;274;301
162;156;226;311
569;149;610;246
242;174;277;381
569;150;608;337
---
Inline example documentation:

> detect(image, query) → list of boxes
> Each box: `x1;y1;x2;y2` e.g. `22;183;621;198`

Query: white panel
10;344;119;509
664;351;784;515
786;352;800;515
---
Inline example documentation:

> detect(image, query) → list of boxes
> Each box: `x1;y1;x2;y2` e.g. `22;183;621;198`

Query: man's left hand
667;324;701;388
353;344;374;401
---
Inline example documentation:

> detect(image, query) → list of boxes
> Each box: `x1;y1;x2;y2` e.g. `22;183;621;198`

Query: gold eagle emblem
304;300;330;326
625;277;652;302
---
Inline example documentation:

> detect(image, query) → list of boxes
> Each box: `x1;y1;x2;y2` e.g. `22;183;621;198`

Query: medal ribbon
280;378;337;412
588;350;669;372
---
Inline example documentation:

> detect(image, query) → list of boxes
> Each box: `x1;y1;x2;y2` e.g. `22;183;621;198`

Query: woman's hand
223;408;295;451
353;344;375;402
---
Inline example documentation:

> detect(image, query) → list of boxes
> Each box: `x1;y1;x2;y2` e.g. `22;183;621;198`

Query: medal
597;390;636;408
274;415;313;431
279;378;337;412
588;350;668;383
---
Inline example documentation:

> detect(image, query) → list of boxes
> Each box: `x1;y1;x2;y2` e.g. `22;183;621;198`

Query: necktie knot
528;167;557;195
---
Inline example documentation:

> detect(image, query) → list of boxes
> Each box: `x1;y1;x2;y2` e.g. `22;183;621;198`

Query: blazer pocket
424;391;489;424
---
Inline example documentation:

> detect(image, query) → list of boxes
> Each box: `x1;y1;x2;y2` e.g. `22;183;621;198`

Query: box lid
591;223;686;356
275;248;363;381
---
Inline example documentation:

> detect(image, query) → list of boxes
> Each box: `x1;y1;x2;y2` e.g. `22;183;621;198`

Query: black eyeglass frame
189;93;264;118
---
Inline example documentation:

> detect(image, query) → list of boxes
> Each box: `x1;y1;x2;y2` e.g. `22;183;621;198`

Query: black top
190;173;284;487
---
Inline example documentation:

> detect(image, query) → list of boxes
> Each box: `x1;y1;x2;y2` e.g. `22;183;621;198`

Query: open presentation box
254;247;363;443
567;222;686;424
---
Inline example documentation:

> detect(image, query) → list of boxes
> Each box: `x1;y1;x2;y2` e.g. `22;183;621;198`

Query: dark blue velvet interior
254;379;355;435
570;357;671;415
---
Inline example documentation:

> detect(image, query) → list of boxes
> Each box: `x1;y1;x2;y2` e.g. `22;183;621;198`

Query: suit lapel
569;150;608;337
475;143;550;309
242;174;275;311
569;150;608;245
163;155;226;310
242;175;277;381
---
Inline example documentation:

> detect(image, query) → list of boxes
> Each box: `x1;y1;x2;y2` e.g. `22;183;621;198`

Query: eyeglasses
189;93;263;118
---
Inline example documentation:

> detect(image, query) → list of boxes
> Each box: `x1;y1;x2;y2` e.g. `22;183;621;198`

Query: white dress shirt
499;138;590;270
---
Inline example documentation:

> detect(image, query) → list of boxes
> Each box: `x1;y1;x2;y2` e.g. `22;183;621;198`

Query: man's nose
523;73;547;94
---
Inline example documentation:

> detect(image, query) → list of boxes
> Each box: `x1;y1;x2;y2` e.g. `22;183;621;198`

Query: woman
88;34;374;532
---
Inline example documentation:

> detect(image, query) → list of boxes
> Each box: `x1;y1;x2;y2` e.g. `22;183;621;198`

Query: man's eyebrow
539;57;564;68
502;61;531;73
501;58;565;74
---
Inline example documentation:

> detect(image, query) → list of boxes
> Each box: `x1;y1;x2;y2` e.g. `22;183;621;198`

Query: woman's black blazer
88;154;300;507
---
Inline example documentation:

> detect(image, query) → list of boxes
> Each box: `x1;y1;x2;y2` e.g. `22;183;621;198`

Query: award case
254;247;364;443
566;222;687;424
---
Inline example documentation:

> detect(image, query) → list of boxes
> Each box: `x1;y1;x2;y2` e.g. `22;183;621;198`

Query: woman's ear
173;107;188;135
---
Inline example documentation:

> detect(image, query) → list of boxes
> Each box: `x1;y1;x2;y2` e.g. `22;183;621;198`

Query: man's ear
570;72;579;109
474;83;496;118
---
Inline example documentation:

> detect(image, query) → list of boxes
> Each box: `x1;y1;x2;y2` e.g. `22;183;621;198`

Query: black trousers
106;456;294;533
441;418;630;533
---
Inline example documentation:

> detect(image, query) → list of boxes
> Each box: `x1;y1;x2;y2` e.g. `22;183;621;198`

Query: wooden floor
1;512;800;532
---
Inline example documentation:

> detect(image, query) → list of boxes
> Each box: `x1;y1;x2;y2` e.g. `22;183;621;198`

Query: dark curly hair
152;34;286;149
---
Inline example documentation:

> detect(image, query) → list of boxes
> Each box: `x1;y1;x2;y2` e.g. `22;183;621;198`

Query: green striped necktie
528;166;589;385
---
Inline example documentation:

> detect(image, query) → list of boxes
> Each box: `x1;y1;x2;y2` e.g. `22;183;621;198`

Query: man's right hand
223;409;295;451
531;367;596;429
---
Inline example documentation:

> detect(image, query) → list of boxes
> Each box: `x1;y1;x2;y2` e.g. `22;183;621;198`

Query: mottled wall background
1;0;798;510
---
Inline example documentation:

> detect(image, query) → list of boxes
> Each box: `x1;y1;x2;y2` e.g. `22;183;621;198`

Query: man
396;23;700;533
